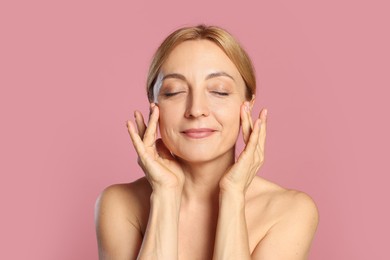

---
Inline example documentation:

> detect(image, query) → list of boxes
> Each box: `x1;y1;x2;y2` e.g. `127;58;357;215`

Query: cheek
214;102;241;125
158;112;171;135
157;107;178;145
213;103;242;140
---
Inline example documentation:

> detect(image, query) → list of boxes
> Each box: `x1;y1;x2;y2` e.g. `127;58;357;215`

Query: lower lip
182;130;216;139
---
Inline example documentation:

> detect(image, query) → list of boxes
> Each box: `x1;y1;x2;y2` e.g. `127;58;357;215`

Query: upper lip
181;128;216;133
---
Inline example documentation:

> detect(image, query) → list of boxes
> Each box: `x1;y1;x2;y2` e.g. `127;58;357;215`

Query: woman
95;25;319;259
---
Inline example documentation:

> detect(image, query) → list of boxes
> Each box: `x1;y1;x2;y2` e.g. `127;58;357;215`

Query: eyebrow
162;73;186;81
162;71;235;83
205;71;235;82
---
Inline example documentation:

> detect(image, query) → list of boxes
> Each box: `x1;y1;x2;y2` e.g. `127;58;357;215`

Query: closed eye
163;91;185;97
211;91;229;96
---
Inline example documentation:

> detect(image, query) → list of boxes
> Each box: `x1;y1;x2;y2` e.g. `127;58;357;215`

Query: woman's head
147;24;256;102
145;25;257;163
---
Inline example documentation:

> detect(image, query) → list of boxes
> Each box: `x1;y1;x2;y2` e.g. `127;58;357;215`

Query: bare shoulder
96;177;151;205
95;177;151;236
94;177;151;259
247;176;319;220
247;176;319;259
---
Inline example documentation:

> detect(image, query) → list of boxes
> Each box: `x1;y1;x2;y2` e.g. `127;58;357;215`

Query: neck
177;149;235;206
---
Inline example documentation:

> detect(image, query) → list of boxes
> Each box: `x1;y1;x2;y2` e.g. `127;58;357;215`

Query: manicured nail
264;109;268;117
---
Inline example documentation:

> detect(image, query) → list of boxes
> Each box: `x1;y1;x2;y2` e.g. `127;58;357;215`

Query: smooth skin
95;40;319;259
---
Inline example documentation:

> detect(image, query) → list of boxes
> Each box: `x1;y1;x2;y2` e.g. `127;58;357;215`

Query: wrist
151;180;184;194
152;185;183;197
219;181;245;196
218;176;248;195
219;189;246;207
151;188;182;208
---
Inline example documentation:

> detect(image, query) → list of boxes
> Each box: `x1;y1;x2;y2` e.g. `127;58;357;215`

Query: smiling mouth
181;128;217;139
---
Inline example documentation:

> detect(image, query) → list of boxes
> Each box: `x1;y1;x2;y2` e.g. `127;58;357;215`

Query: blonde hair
146;24;256;101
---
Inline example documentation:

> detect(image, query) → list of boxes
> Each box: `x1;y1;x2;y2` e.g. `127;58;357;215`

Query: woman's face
156;40;248;163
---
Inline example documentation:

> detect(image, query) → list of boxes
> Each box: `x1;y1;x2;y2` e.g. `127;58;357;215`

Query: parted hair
146;24;256;101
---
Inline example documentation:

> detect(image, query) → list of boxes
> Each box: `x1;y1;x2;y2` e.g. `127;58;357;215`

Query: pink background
1;0;389;259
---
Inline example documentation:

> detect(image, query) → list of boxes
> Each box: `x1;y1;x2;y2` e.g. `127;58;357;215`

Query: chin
171;145;236;165
174;154;216;164
161;132;239;164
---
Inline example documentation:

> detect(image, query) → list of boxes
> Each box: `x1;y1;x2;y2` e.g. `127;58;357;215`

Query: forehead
161;40;243;83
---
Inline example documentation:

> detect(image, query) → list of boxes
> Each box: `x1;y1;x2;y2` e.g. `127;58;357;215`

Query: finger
148;102;156;122
234;119;261;181
143;104;159;147
148;103;158;141
240;118;261;156
241;102;251;144
126;120;147;157
155;139;175;160
258;109;267;151
247;105;253;130
134;110;147;139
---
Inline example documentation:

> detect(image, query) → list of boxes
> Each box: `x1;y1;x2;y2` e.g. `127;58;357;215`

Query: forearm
137;190;181;260
213;191;251;260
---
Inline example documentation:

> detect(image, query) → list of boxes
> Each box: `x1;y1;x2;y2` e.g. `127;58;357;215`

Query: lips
181;128;217;139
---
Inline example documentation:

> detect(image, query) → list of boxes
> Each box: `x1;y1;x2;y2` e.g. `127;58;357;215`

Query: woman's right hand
127;103;185;192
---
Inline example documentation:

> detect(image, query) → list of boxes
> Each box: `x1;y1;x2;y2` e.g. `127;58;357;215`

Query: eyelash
163;92;183;97
212;91;229;96
163;91;229;97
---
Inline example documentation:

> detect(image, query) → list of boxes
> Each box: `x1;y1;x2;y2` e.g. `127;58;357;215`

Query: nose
184;91;210;118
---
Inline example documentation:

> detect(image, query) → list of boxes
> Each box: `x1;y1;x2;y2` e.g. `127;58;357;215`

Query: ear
249;94;256;109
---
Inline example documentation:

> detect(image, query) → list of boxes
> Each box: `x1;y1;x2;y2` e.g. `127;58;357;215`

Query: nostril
185;107;210;118
184;93;210;118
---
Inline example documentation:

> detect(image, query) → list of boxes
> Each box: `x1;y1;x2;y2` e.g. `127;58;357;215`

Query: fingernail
256;119;261;128
245;102;250;112
264;109;268;116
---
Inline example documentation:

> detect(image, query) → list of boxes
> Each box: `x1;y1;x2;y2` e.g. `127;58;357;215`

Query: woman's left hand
219;102;268;194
